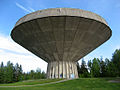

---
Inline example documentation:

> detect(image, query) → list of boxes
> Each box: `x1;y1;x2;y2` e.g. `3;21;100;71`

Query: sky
0;0;120;72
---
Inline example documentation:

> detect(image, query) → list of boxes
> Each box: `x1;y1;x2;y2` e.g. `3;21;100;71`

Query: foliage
111;49;120;76
77;49;120;78
77;59;89;78
0;61;46;84
0;49;120;84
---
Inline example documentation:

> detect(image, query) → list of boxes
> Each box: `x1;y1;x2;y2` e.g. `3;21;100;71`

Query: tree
14;63;23;82
0;62;4;83
29;70;35;79
91;58;100;77
88;60;92;77
106;60;118;77
111;49;120;76
4;61;14;83
79;59;89;77
100;59;106;77
35;68;42;79
41;71;46;79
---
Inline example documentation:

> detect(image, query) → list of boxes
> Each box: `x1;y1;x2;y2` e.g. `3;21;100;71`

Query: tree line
0;61;46;84
77;49;120;78
0;49;119;83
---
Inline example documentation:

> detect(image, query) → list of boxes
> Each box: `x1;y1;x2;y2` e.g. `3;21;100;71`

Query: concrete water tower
11;8;112;79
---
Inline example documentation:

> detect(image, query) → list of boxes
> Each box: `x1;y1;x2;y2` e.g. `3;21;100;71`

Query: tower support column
47;61;78;79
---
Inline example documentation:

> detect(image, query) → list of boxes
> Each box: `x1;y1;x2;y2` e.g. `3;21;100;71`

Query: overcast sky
0;0;120;72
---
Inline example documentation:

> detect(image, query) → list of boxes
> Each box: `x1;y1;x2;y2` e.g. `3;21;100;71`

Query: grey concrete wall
11;16;111;63
14;8;108;27
47;61;78;79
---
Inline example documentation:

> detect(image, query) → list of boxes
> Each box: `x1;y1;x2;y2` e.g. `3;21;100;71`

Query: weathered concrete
47;61;78;79
11;8;112;79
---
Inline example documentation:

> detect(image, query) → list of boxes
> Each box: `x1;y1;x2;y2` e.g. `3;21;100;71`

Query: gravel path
0;79;71;87
108;80;120;83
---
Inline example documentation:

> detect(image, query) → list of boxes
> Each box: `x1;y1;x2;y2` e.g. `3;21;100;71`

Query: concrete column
49;62;52;78
63;61;66;78
47;62;51;78
47;63;49;79
74;62;78;78
66;61;69;78
59;61;62;78
52;61;55;78
47;61;78;79
55;61;58;78
71;62;75;78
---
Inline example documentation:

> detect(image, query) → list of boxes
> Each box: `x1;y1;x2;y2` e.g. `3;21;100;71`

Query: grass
0;79;62;86
0;78;120;90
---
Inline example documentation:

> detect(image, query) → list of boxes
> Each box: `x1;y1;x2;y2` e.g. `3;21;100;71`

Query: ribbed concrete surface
11;8;112;79
47;61;78;79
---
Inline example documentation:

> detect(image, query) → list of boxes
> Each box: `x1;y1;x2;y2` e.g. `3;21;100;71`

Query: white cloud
114;45;120;50
29;7;35;12
0;34;47;72
15;2;32;13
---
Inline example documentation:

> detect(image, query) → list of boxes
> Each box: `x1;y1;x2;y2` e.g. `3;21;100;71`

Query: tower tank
11;8;112;79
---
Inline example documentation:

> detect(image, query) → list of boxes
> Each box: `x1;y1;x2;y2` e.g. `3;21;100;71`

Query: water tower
11;8;112;79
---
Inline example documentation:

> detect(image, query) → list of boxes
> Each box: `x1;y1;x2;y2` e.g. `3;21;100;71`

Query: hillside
0;78;120;90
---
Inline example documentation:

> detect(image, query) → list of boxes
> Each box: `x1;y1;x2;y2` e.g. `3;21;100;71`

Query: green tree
0;62;4;83
91;58;100;77
88;60;92;77
29;70;35;79
4;61;14;83
79;59;89;78
106;60;118;77
14;63;23;82
41;71;46;79
111;49;120;76
100;59;106;77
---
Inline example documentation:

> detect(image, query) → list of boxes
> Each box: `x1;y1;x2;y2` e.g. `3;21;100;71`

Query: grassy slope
0;78;120;90
0;79;62;86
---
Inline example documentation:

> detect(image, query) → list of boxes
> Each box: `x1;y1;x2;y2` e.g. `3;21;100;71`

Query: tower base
47;61;78;79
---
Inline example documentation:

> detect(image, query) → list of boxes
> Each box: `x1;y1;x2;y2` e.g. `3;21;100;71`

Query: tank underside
11;8;112;79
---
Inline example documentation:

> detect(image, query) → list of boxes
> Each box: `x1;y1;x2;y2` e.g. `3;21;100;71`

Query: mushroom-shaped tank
11;8;112;79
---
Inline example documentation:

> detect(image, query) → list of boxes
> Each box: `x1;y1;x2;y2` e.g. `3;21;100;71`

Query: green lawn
0;79;62;86
0;78;120;90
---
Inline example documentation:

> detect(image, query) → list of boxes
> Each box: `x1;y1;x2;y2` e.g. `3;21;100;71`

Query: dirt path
108;80;120;83
0;79;71;87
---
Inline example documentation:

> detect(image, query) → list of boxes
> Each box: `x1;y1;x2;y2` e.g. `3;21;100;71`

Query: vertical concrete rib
47;63;49;78
49;17;60;63
63;61;65;78
52;61;55;78
59;61;62;78
65;17;80;62
48;62;51;78
71;62;74;77
35;20;53;61
55;62;59;78
73;62;76;77
74;62;78;78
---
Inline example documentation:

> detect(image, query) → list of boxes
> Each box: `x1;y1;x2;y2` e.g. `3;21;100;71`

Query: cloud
114;45;120;50
29;7;35;12
0;34;31;55
0;34;47;72
15;2;32;13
